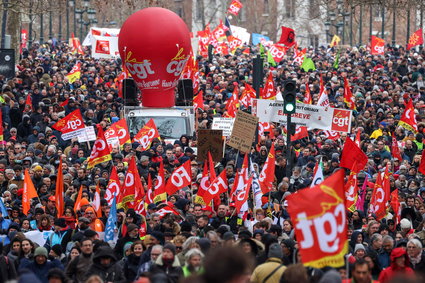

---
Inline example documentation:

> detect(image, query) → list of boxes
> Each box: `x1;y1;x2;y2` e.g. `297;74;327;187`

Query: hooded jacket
378;247;414;283
85;246;125;283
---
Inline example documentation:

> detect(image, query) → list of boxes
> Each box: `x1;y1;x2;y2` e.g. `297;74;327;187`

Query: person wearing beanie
49;244;64;262
114;222;139;259
149;243;183;283
19;246;64;283
349;244;366;264
251;243;286;283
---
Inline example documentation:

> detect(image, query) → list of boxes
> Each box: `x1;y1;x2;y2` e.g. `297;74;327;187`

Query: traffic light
283;79;296;114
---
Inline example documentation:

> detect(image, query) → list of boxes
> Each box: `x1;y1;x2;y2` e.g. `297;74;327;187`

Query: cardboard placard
228;110;259;153
197;129;223;162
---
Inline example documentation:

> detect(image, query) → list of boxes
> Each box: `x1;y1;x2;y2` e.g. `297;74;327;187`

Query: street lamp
324;21;331;43
75;1;96;40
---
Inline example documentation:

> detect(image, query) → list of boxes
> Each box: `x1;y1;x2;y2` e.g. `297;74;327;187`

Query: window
263;0;270;15
310;35;319;48
285;0;295;18
176;7;183;18
196;0;203;21
309;0;320;19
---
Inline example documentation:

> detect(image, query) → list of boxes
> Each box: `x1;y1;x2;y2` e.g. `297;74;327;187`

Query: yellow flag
330;35;341;47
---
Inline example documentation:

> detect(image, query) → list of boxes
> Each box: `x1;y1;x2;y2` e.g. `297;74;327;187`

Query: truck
124;106;195;144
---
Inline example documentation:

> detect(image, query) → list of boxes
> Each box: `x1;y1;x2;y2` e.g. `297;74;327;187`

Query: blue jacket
19;258;64;283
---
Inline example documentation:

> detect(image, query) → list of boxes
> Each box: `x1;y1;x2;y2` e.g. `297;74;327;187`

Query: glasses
407;246;417;249
175;246;183;250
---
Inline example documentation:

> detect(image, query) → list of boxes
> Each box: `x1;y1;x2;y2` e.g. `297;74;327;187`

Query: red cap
48;196;56;202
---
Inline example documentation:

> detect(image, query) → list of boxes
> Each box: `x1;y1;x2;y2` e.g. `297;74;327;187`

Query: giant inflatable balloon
119;8;191;107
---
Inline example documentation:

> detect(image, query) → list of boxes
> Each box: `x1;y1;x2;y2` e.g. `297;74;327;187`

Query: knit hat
150;231;165;245
51;244;62;256
127;223;138;233
268;243;283;259
163;243;176;255
400;218;411;229
123;242;133;254
34;247;48;258
53;218;67;228
354;244;366;254
223;231;235;241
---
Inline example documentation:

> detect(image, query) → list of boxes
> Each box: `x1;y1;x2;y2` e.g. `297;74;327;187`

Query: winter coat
65;253;93;283
85;246;126;283
251;257;286;283
0;255;17;283
123;253;142;283
19;258;63;283
378;248;415;283
149;256;183;283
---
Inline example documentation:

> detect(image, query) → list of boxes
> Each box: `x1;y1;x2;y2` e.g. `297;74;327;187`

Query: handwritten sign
228;110;259;152
197;129;223;162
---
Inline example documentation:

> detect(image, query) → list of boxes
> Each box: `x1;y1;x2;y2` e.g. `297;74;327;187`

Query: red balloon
119;8;191;107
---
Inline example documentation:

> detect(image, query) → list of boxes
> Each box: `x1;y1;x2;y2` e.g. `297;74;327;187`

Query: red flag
261;72;276;99
118;156;138;209
92;184;102;218
212;20;228;41
287;170;348;268
291;126;308;141
303;83;312;104
165;160;191;195
371;36;385;55
60;98;69;107
109;119;131;148
240;83;257;108
278;26;296;47
227;35;243;53
55;158;64;217
87;125;112;169
258;122;274;142
133;167;145;215
398;99;418;133
344;162;358;212
193;90;204;111
390;189;401;224
343;78;356;110
317;74;330;107
391;134;402;161
215;42;229;55
202;170;228;205
74;186;83;213
228;0;243;15
134;119;160;150
71;33;84;55
321;130;340;141
52;109;85;136
407;29;424;50
269;44;287;63
230;154;249;198
23;169;39;215
153;161;167;203
145;174;154;206
419;149;425;175
259;144;275;194
156;204;180;218
234;177;253;213
105;167;120;206
369;166;390;220
340;137;368;173
224;87;239;118
293;47;307;65
25;94;32;112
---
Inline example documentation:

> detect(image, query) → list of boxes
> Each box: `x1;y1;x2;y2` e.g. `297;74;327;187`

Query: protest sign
197;129;223;162
212;117;234;136
78;126;97;143
252;99;352;133
228;110;259;152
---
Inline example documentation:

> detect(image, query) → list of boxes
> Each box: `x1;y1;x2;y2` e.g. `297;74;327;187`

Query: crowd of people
0;36;425;283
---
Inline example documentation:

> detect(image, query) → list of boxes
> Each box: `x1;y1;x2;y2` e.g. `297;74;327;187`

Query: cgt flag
87;125;112;169
398;99;418;133
228;0;243;15
52;109;86;140
109;119;131;149
407;29;424;50
67;62;82;83
287;170;348;268
371;36;385;55
134;119;160;150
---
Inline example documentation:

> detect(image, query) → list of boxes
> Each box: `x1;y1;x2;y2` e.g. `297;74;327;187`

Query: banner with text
252;99;352;133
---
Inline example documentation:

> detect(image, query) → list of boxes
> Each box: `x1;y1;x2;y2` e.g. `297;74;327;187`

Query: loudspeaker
0;49;15;80
123;78;139;106
176;79;193;106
